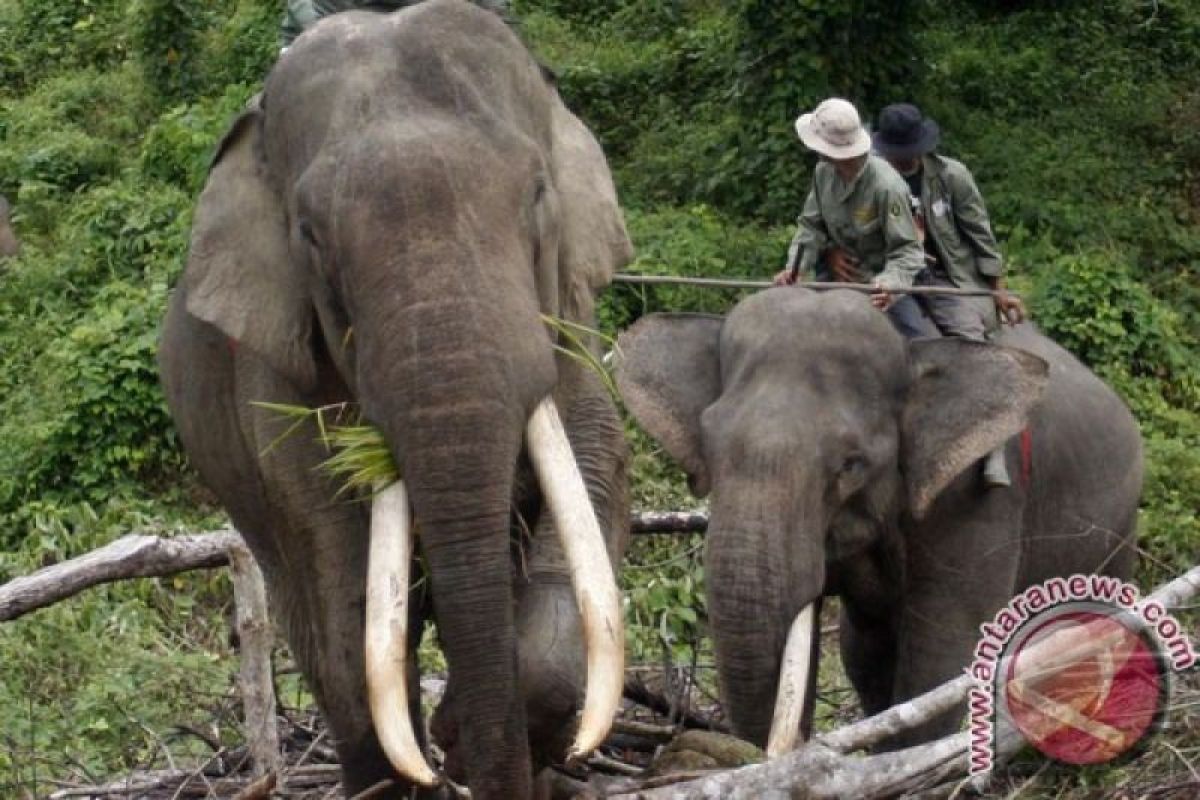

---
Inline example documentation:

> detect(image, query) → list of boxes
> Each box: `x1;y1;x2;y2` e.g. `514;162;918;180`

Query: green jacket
787;155;925;289
916;153;1003;289
281;0;509;46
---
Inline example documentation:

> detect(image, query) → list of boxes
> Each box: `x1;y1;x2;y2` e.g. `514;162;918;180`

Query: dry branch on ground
4;528;1197;799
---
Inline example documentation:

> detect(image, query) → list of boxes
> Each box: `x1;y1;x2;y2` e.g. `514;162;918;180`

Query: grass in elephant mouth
252;316;621;502
252;400;398;495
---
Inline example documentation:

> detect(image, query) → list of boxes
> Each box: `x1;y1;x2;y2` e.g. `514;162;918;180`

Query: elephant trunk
706;482;825;750
352;282;537;796
406;398;531;798
355;285;620;797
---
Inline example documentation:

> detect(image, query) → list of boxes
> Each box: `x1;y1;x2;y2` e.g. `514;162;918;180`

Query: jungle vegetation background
0;0;1197;794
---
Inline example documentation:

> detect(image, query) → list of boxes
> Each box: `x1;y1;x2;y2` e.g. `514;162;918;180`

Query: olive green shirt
915;153;1004;289
786;155;925;290
281;0;509;46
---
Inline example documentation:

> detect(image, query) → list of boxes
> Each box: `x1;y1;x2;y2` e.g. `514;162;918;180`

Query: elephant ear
184;100;315;390
615;313;723;496
548;94;634;323
902;339;1049;518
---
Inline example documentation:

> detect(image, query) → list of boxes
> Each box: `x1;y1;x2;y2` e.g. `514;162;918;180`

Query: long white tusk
525;396;625;762
365;480;439;787
767;603;817;758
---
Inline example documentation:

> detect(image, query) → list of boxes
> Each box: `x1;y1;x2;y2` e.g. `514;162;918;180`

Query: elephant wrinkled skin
616;288;1141;751
158;3;633;798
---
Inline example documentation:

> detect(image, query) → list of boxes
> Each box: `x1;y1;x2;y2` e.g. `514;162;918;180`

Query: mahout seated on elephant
615;287;1141;754
159;3;634;798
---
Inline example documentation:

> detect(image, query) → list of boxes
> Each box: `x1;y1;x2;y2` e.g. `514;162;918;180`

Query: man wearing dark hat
873;103;1022;486
872;102;1025;339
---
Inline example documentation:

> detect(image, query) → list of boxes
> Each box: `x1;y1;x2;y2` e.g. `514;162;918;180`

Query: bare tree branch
0;530;240;622
631;511;708;535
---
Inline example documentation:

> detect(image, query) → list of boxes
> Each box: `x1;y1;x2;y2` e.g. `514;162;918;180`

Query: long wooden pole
612;273;1009;298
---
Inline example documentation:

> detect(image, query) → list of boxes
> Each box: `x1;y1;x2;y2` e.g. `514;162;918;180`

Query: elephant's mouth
362;395;624;787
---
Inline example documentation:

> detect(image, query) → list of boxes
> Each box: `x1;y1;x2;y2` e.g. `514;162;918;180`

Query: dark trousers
886;271;996;342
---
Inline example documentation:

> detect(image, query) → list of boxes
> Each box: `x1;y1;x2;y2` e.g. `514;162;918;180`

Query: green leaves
251;402;400;495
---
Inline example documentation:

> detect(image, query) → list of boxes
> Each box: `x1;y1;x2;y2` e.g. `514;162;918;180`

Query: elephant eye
839;454;868;476
835;454;870;498
299;219;320;248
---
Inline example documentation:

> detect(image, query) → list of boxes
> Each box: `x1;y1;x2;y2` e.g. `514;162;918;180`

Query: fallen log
0;529;241;622
0;512;707;625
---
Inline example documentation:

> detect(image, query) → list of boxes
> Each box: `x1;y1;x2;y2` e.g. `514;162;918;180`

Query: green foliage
0;499;233;789
0;0;130;91
1032;251;1200;412
717;0;921;219
622;424;706;665
1138;433;1200;588
140;83;258;194
133;0;207;103
0;279;183;521
623;535;707;664
198;0;280;93
599;205;791;331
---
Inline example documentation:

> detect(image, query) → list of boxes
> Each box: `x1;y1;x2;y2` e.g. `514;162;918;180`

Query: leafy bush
0;279;182;520
140;84;257;194
719;0;921;220
599;204;791;331
198;0;279;92
0;0;131;90
133;0;208;103
1032;250;1200;411
0;498;233;787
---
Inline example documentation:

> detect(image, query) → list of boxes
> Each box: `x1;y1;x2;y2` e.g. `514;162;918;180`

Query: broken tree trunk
227;540;282;776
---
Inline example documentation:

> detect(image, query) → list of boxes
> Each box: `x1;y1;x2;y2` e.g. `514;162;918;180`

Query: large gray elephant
158;3;633;798
615;288;1141;753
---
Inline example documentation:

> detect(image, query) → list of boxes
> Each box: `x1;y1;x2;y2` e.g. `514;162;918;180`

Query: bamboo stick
612;273;1011;298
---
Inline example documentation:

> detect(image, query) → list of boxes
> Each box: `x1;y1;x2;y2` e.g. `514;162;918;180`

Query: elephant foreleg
840;601;897;721
889;484;1023;747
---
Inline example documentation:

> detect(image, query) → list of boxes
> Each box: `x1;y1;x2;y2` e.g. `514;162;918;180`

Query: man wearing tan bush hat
774;97;925;315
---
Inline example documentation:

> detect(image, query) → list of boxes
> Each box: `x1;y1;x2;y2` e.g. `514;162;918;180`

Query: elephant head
615;288;1048;752
161;2;632;797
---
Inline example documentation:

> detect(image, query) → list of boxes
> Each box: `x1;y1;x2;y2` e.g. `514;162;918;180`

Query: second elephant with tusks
159;2;633;798
615;287;1141;753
